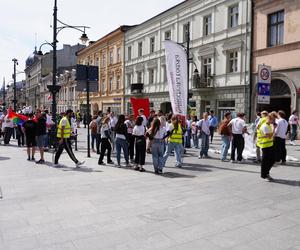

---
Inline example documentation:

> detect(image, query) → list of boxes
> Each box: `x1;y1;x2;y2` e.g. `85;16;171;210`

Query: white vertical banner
163;40;188;115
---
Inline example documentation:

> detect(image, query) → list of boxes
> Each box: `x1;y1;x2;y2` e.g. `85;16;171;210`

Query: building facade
252;0;300;119
125;0;251;119
77;26;133;116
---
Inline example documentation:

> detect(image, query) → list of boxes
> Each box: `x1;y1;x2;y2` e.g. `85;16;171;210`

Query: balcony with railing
130;83;144;94
192;70;214;89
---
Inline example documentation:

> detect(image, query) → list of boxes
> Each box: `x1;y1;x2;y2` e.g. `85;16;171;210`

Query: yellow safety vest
257;123;273;148
57;117;71;138
256;117;267;146
169;124;183;144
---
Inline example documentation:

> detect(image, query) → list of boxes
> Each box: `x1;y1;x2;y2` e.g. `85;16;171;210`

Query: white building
125;0;251;119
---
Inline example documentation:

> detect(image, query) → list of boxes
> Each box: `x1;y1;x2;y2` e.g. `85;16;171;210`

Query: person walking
35;109;47;164
218;112;232;162
146;118;166;174
162;115;184;168
16;123;25;147
115;114;130;167
133;116;146;172
109;112;118;151
198;112;210;159
89;115;98;152
22;113;37;161
257;114;275;181
95;111;103;154
125;115;135;163
185;114;192;148
54;109;84;168
289;110;299;145
191;116;199;148
98;116;114;165
229;113;248;163
208;110;218;143
274;110;288;164
3;110;14;145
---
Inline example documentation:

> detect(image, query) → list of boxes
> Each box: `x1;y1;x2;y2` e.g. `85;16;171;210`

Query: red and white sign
258;64;271;84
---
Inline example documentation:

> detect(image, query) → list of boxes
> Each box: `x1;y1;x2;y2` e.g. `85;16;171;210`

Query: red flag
130;97;150;118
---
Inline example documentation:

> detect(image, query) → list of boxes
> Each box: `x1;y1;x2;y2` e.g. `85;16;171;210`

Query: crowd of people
0;106;299;180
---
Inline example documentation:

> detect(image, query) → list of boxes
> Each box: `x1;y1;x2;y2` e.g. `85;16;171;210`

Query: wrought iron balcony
193;73;214;89
131;83;144;94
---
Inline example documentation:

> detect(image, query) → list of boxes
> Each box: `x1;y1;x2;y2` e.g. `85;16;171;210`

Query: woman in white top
98;116;114;165
146;118;166;174
132;116;146;172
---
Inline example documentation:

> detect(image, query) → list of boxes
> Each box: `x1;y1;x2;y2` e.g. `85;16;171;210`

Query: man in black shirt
35;109;47;164
22;113;37;161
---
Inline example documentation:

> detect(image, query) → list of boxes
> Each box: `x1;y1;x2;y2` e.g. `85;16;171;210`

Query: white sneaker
53;163;63;168
264;175;274;182
230;160;236;163
75;161;85;168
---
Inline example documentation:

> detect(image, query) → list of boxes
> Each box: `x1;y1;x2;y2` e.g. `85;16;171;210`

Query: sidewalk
0;128;299;250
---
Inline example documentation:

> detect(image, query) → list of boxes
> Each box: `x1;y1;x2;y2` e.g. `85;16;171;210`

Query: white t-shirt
289;114;298;125
4;115;14;128
100;123;110;138
275;118;288;139
153;127;167;139
133;125;145;136
261;123;273;135
110;116;118;128
197;119;210;135
229;117;246;134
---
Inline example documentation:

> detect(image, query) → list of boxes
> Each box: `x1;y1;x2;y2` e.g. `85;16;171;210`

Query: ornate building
252;0;300;119
125;0;251;119
77;26;133;115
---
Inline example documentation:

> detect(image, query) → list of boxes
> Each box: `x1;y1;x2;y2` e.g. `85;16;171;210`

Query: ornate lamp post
37;0;89;127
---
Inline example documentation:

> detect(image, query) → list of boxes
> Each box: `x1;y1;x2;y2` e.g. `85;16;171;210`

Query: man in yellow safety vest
54;109;84;168
257;114;275;181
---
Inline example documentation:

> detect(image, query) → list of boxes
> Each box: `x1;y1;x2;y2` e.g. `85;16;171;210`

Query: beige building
77;26;133;115
252;0;300;118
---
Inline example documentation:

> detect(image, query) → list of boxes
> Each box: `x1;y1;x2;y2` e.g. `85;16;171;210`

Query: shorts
36;135;46;148
26;136;36;148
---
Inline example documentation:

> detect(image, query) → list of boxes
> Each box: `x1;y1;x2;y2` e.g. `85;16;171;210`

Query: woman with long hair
114;114;130;167
133;116;146;171
125;115;135;163
162;115;184;169
146;118;166;173
98;116;114;165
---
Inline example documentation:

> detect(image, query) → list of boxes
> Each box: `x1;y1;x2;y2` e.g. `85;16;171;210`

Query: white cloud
0;0;183;85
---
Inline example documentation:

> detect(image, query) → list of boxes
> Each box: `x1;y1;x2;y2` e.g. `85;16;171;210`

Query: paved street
0;129;300;250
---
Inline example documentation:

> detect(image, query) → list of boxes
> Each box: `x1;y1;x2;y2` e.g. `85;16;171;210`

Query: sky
0;0;183;86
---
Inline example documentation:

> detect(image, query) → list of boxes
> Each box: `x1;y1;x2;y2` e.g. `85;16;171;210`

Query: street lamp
12;58;18;111
37;0;90;128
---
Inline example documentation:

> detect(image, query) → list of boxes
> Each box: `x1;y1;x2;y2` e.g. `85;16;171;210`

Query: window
117;48;121;62
138;42;143;57
95;57;99;66
203;15;212;36
127;46;132;60
229;5;239;28
228;51;238;73
268;10;284;47
127;74;132;85
101;79;106;94
150;37;155;53
109;50;113;64
183;23;190;43
109;77;113;92
165;30;171;40
203;57;212;81
116;76;121;90
149;69;154;84
102;54;106;67
137;72;143;83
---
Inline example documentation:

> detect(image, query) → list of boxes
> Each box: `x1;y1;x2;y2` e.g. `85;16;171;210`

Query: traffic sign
257;64;271;104
258;64;271;84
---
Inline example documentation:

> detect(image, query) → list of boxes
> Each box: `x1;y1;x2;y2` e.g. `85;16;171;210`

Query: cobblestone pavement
0;129;299;250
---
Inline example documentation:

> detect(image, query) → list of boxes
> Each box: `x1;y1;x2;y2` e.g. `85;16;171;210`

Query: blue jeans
291;124;298;141
163;142;183;167
91;133;97;150
221;135;230;160
184;129;191;148
152;140;165;171
116;137;129;165
192;134;199;148
200;133;209;157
